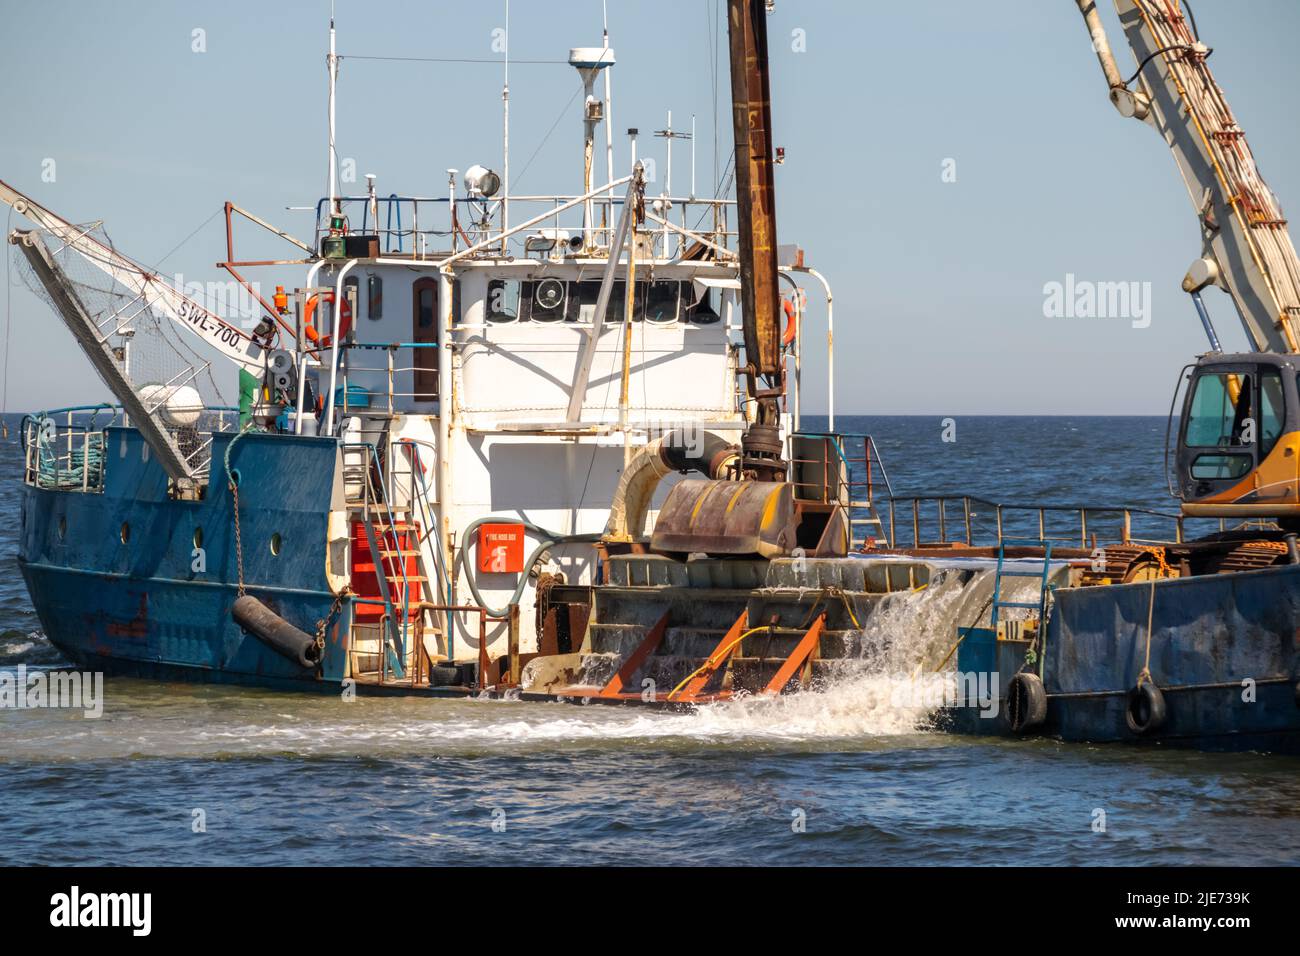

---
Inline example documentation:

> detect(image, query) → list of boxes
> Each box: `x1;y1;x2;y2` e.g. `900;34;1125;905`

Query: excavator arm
1077;0;1300;354
1077;1;1300;519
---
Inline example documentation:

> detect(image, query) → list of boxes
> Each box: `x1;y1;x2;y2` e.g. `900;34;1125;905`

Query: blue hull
19;426;353;690
950;563;1300;753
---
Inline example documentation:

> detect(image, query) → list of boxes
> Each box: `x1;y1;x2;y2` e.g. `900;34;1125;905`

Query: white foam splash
0;567;1039;759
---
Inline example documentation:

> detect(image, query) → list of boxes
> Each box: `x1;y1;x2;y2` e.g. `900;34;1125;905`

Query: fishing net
14;224;239;476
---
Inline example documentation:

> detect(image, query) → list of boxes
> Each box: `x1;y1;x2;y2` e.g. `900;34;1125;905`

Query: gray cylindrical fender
232;595;321;669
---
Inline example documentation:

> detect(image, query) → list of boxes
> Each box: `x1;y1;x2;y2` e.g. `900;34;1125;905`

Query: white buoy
138;384;203;427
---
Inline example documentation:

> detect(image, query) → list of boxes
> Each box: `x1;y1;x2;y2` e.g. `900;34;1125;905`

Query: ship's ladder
344;440;444;685
990;537;1056;631
834;433;890;550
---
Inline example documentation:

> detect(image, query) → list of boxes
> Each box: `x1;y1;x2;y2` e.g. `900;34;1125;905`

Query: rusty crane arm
727;0;787;480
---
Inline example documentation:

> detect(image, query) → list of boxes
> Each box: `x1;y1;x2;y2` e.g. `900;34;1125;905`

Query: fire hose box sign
478;523;525;573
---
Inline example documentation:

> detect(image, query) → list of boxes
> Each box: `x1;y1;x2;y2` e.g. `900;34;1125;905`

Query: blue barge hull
947;563;1300;753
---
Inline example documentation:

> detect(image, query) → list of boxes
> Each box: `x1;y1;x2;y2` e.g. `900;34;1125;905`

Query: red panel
477;523;526;574
351;521;421;621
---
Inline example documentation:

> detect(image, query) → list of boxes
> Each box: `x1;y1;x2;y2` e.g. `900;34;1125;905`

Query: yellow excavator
1078;0;1300;520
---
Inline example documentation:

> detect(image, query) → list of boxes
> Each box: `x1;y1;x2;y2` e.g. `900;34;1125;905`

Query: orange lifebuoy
304;292;353;348
782;297;798;347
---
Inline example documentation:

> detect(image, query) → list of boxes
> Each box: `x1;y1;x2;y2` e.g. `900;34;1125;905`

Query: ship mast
326;12;340;223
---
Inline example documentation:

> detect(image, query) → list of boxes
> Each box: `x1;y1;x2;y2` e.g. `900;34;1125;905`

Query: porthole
120;522;130;544
193;527;203;549
270;532;282;556
57;515;66;540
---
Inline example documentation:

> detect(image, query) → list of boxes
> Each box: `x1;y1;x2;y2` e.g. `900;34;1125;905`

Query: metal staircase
344;437;444;685
791;432;891;550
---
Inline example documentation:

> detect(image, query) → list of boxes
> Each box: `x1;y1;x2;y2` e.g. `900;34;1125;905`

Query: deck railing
882;494;1188;551
313;194;738;262
20;404;237;491
329;342;440;418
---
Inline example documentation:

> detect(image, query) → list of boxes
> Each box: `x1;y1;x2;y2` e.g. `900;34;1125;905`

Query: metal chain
230;476;245;597
314;586;353;651
224;423;254;598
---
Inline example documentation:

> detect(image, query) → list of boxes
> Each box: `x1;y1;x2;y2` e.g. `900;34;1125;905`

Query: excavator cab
1175;353;1300;518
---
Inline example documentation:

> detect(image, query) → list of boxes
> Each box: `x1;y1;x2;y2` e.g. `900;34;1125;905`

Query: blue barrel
333;383;371;409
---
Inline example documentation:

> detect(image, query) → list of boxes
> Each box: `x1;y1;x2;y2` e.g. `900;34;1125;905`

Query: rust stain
106;592;149;640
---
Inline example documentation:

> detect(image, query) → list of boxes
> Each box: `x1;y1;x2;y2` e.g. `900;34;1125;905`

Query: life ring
304;292;353;348
781;297;798;347
1006;672;1047;733
1125;681;1167;735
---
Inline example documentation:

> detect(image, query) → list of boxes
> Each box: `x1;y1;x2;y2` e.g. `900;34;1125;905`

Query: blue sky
3;0;1299;414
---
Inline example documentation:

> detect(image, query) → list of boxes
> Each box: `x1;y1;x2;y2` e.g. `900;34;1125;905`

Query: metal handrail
393;438;456;660
20;404;238;490
882;493;1187;550
314;192;740;262
345;440;418;676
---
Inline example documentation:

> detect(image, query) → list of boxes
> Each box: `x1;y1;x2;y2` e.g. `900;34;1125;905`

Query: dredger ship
5;1;1300;753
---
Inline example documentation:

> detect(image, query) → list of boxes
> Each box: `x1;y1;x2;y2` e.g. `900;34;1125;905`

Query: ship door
412;277;439;401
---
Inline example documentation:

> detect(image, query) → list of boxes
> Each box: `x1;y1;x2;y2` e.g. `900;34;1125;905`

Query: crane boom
727;0;787;482
727;0;783;394
0;178;267;370
1077;0;1300;354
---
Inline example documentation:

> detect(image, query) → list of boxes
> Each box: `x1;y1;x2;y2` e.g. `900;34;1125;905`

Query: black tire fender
1006;672;1047;733
1125;681;1168;735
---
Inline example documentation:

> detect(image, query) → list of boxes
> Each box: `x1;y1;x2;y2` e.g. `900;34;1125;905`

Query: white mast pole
327;13;339;215
602;2;614;244
663;110;672;257
690;113;696;199
502;0;510;253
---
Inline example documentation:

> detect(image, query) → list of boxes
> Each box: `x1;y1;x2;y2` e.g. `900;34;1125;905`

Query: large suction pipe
604;430;739;542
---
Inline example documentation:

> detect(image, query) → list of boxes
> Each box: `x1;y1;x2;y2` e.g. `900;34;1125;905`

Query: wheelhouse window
685;285;721;324
367;275;383;320
525;278;567;322
505;279;701;324
486;279;521;322
644;280;680;323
